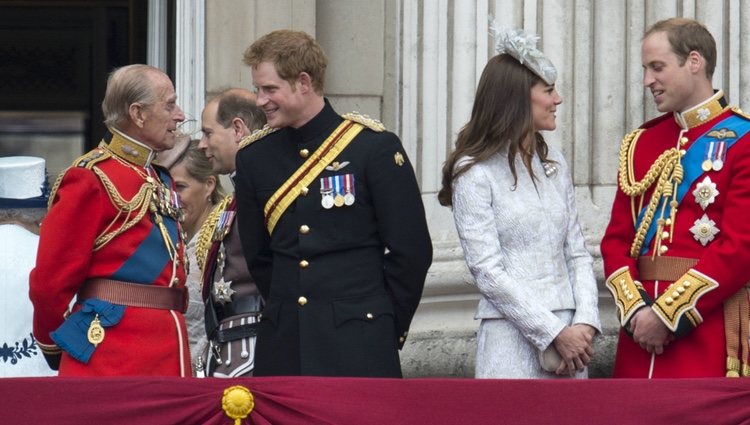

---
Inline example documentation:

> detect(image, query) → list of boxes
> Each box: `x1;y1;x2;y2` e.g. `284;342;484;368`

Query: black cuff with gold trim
652;269;718;337
605;267;651;329
397;330;409;349
36;340;62;371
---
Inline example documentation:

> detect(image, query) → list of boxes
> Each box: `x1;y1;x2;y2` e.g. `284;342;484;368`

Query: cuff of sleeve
605;266;649;327
651;269;717;334
36;339;61;355
397;330;409;349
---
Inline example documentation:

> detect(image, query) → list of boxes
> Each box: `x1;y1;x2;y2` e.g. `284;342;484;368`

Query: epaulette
342;112;386;132
73;146;111;169
48;147;112;208
239;125;279;149
731;106;750;121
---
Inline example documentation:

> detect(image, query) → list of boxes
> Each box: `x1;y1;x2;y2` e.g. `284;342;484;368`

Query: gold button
619;279;625;284
299;225;310;234
366;313;374;320
661;231;670;239
665;297;674;305
672;291;680;298
683;281;692;288
665;218;672;226
680;149;687;156
626;294;634;300
680;137;689;146
298;296;308;306
660;245;669;254
299;260;309;268
677;286;685;294
300;187;309;196
299;149;309;158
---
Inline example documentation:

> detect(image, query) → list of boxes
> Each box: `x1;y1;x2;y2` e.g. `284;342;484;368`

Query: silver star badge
692;176;719;210
212;277;235;305
697;107;711;121
690;214;719;246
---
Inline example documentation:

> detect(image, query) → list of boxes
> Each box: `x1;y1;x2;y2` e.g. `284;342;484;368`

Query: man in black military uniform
235;29;432;377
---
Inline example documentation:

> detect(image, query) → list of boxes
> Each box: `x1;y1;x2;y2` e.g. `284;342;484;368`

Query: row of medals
320;175;355;209
87;173;183;348
321;190;355;209
701;141;726;172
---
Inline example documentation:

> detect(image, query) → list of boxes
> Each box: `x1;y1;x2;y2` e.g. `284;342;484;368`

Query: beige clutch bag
538;345;562;372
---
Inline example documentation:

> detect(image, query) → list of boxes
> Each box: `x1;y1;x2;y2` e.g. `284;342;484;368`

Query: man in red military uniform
30;64;191;376
601;18;750;378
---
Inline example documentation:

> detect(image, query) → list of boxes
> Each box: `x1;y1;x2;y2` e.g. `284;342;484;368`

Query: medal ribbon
344;173;355;195
334;175;343;197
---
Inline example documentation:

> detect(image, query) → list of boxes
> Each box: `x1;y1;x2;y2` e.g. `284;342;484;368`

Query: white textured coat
452;146;601;378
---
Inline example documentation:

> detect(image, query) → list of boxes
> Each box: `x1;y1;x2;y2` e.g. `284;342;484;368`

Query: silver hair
101;64;165;129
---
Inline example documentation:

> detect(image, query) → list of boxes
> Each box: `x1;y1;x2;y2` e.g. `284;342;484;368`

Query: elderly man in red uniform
601;18;750;378
30;64;191;376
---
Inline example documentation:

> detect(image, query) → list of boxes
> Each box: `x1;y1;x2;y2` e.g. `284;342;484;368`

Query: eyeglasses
175;116;200;138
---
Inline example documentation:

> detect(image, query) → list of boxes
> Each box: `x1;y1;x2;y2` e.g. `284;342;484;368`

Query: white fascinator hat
489;20;557;85
0;156;49;209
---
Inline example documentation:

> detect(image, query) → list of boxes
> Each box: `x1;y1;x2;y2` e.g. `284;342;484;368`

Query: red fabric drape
2;376;750;424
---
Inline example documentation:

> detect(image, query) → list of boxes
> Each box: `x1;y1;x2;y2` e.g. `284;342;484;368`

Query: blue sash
637;114;750;254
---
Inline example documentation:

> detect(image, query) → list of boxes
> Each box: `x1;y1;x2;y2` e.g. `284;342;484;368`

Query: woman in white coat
438;27;601;378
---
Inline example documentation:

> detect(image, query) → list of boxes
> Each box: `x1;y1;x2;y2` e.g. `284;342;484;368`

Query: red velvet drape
2;376;749;424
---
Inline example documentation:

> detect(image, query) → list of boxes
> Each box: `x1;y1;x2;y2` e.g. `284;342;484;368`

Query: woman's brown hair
437;54;553;206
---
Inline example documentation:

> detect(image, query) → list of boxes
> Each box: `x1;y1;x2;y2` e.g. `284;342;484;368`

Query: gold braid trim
47;168;68;210
605;266;647;326
195;193;234;272
617;128;683;257
239;125;279;149
652;268;717;332
341;112;386;132
90;166;153;251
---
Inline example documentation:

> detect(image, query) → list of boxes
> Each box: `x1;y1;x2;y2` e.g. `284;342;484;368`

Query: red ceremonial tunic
601;91;750;378
29;130;190;376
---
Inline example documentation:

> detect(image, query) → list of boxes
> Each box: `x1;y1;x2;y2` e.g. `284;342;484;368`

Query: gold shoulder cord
47;169;68;210
195;193;233;272
47;147;149;250
617;129;683;258
90;166;153;250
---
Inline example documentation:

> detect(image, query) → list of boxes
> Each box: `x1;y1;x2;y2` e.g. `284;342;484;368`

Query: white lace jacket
452;146;601;351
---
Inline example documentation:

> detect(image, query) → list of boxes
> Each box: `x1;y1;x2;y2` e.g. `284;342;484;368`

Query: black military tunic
235;100;432;377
